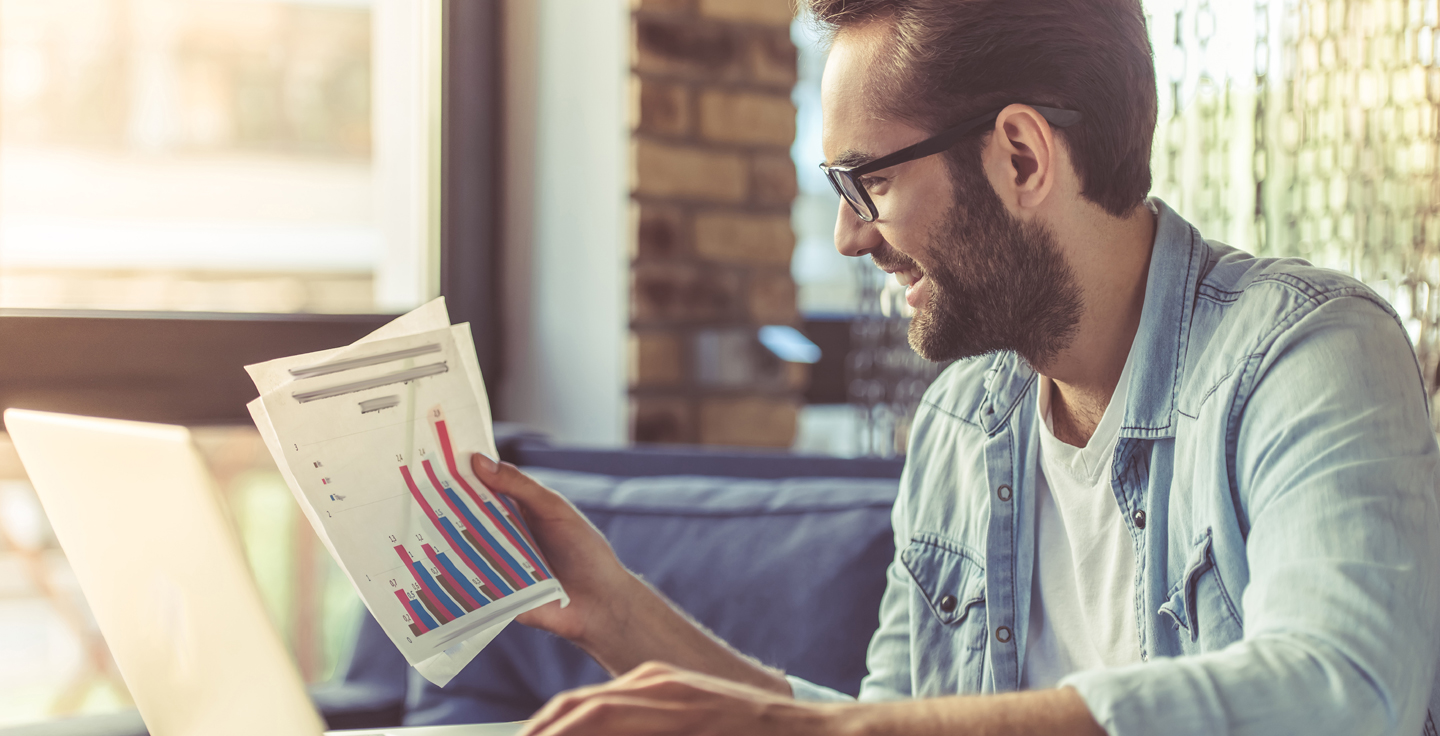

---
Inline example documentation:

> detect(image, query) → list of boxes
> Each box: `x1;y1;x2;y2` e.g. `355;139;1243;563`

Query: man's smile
892;267;929;308
873;250;932;309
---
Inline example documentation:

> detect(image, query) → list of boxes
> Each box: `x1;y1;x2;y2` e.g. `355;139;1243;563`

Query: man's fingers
620;660;680;682
521;684;604;735
529;695;691;736
524;665;703;735
522;672;677;735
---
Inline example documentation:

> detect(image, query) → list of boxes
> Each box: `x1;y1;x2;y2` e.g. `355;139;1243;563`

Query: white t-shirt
1019;356;1143;690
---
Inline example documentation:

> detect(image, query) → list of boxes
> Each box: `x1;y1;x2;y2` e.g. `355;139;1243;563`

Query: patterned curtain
1154;0;1440;419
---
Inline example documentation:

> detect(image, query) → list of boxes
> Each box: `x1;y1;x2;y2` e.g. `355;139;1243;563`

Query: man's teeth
894;268;924;287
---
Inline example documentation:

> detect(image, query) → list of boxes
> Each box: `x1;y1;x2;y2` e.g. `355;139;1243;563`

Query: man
471;0;1440;733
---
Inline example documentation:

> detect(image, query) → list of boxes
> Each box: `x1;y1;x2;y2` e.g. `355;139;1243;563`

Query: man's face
820;25;1083;369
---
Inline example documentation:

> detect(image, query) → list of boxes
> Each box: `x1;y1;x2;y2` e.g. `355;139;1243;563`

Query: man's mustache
869;244;921;273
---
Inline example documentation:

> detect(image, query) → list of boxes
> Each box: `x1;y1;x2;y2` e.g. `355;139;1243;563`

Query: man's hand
469;454;790;693
469;454;640;645
518;662;848;736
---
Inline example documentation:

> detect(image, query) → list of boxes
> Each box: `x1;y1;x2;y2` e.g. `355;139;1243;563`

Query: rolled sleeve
1065;298;1440;736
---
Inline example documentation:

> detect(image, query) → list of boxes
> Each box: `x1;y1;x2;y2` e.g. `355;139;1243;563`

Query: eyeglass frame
818;105;1084;223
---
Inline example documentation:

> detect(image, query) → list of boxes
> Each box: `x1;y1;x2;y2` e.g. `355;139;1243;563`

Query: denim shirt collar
976;197;1205;440
1119;197;1206;440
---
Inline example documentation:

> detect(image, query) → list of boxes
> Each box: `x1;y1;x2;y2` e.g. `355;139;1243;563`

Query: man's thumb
470;453;552;510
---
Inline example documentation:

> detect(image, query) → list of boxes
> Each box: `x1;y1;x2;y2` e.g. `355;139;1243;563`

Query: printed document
245;298;567;686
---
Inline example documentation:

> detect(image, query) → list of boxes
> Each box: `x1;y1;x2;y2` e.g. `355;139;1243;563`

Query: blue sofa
0;438;903;734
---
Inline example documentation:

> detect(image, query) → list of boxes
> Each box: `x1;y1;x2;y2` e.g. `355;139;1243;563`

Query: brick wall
628;0;802;447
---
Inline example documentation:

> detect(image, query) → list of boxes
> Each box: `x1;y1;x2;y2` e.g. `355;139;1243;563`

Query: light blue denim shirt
790;199;1440;735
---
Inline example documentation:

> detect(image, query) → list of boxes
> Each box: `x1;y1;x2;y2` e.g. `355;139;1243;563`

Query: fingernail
474;452;497;474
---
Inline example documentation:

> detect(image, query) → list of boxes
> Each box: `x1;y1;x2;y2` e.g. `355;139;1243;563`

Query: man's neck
1042;202;1157;448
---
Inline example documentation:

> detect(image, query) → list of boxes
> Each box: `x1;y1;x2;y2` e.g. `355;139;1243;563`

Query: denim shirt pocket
902;537;986;631
1158;527;1243;651
901;536;989;695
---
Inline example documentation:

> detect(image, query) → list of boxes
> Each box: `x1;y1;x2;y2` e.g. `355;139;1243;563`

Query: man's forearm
836;687;1105;736
572;572;793;695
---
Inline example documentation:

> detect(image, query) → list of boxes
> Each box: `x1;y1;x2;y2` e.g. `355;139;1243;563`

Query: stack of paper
245;298;567;687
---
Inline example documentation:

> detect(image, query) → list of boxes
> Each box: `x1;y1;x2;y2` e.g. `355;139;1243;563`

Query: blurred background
0;0;1438;726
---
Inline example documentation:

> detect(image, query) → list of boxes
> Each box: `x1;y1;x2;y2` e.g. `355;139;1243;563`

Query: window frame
0;0;502;427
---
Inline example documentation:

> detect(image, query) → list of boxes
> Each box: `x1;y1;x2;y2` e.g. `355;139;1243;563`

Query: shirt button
939;595;957;613
995;626;1012;643
996;484;1012;502
1133;509;1147;529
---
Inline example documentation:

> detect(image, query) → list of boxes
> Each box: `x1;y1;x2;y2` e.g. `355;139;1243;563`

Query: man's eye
859;176;887;190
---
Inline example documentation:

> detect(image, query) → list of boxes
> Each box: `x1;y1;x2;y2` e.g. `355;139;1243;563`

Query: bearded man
471;1;1440;734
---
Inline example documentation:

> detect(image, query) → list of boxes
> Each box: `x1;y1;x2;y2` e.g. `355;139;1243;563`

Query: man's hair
805;0;1157;217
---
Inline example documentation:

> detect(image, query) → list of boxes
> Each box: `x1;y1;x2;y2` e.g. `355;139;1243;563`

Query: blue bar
406;596;439;631
444;488;536;587
438;516;514;596
438;552;490;604
495;494;551;578
412;562;465;619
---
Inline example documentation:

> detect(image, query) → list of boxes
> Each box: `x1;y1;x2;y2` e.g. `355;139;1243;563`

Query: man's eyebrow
826;150;874;168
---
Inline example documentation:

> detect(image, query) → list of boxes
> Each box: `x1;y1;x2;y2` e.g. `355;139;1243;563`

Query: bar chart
432;412;551;581
252;318;567;673
374;405;556;641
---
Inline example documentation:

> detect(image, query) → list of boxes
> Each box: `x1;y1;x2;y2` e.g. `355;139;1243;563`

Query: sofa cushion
403;468;898;725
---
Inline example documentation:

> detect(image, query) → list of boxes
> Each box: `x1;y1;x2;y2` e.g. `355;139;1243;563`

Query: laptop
5;409;522;736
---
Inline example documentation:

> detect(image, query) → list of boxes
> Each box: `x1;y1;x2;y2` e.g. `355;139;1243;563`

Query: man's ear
987;104;1057;211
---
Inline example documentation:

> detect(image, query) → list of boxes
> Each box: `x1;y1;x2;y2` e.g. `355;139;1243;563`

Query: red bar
421;459;526;587
399;466;509;597
394;545;454;624
434;419;551;578
393;589;430;634
422;543;482;610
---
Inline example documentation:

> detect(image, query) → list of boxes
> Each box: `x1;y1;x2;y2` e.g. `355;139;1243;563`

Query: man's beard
871;164;1084;370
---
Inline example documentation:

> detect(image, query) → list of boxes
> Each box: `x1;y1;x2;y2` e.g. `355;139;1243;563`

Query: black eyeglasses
819;105;1083;222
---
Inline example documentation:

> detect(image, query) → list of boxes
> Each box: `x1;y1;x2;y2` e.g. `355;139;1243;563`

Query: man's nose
833;199;881;258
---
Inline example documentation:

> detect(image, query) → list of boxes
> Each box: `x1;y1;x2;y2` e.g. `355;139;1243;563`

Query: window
0;0;499;425
0;0;500;725
0;0;440;314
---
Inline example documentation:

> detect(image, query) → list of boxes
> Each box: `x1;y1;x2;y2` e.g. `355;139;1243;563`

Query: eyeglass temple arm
850;105;1083;176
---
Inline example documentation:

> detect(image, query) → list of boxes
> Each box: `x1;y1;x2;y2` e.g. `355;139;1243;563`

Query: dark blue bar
412;562;465;619
438;516;514;596
495;494;551;578
438;552;490;604
405;596;439;631
443;487;536;586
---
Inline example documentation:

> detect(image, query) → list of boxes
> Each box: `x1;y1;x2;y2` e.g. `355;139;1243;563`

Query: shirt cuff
786;675;856;702
1059;663;1218;736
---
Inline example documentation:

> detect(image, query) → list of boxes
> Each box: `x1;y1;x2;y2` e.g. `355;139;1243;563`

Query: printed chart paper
245;299;566;686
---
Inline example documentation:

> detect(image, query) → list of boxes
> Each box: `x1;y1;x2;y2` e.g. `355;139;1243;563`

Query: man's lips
879;264;929;308
871;249;930;308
